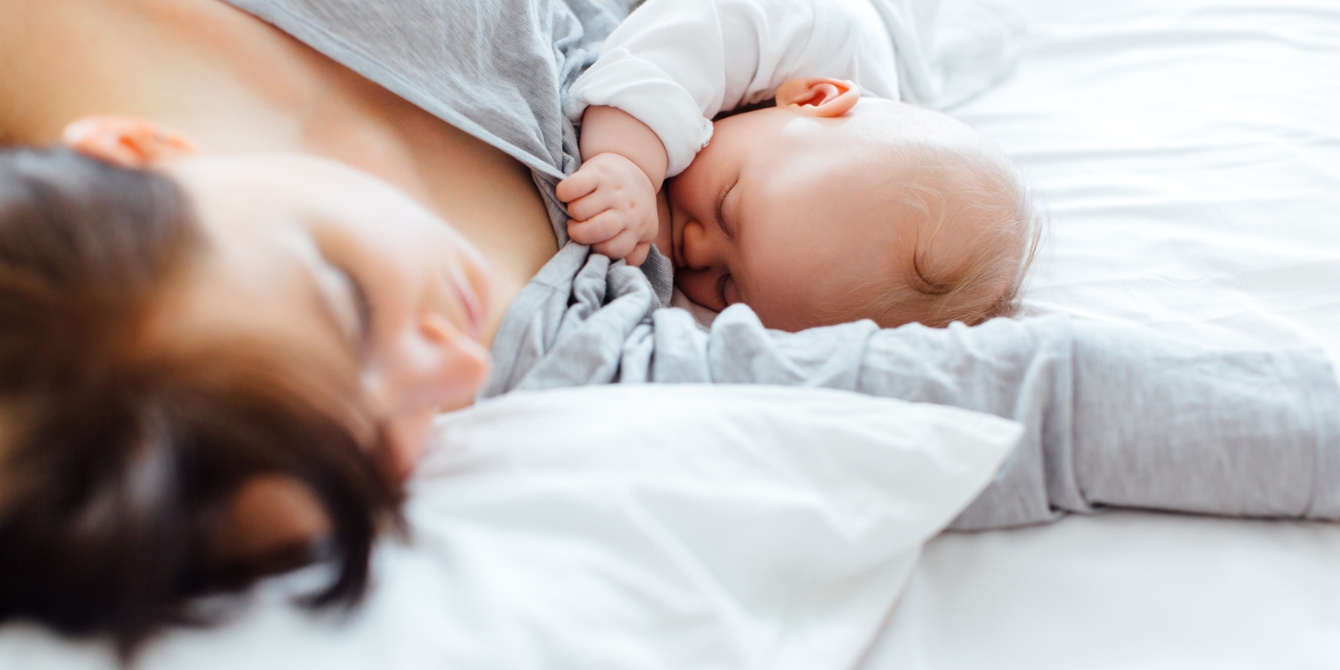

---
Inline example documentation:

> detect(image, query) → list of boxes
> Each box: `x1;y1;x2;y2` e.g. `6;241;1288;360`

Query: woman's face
156;153;494;475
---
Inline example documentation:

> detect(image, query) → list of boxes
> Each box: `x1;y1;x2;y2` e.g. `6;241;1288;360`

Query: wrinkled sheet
869;0;1340;666
0;386;1020;669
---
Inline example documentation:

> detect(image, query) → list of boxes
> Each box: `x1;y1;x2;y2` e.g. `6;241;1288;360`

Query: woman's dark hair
0;147;403;659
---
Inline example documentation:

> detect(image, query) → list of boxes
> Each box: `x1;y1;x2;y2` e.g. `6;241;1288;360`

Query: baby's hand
556;152;658;266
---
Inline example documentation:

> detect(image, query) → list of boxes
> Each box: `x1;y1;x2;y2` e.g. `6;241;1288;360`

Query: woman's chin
385;411;438;480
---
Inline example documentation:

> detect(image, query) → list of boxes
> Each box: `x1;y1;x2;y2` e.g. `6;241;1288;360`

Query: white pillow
0;385;1020;670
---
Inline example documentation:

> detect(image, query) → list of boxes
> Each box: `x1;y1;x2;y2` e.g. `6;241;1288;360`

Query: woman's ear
213;476;333;567
61;115;199;168
774;78;860;118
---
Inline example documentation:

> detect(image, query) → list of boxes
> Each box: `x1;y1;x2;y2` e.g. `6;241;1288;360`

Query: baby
557;0;1039;331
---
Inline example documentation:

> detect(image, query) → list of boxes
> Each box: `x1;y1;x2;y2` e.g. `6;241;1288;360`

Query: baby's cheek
653;193;674;260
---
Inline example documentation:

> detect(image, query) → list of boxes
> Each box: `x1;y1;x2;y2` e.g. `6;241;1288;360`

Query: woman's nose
363;313;491;471
413;312;490;409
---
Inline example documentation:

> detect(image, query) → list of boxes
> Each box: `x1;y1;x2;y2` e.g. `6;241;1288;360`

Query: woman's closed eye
316;262;374;351
342;266;374;344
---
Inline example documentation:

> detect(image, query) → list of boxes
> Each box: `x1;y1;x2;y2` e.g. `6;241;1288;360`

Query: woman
2;0;1338;657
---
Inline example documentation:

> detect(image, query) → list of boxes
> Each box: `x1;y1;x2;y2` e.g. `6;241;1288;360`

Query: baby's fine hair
838;137;1043;329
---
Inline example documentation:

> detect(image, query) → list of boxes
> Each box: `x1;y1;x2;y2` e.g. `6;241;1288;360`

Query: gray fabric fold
484;247;1340;528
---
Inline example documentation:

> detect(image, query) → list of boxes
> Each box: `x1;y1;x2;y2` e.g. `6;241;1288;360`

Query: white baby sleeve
564;0;901;177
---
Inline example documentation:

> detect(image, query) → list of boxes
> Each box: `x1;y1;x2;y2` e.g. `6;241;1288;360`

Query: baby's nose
680;220;719;270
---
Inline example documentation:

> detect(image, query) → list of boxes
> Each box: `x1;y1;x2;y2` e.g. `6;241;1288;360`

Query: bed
4;0;1339;666
872;0;1340;665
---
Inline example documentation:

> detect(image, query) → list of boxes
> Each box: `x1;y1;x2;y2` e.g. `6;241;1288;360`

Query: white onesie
563;0;911;177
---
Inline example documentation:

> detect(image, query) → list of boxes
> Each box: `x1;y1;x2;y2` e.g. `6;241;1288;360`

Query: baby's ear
61;115;199;168
774;78;860;118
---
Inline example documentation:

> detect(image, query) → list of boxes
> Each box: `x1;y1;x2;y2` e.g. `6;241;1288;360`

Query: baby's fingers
568;210;629;246
625;241;652;267
592;229;641;262
565;189;616;223
555;168;598;203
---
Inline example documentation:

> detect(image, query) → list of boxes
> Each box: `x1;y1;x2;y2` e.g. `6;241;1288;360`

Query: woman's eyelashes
317;261;374;351
344;267;374;345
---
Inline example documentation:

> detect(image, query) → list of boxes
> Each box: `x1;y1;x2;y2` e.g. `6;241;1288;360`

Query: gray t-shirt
223;0;1340;528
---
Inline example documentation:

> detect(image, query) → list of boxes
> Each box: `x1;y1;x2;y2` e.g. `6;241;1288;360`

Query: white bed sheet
870;0;1340;666
0;386;1022;669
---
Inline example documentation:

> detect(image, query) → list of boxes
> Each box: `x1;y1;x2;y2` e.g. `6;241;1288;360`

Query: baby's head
660;78;1040;331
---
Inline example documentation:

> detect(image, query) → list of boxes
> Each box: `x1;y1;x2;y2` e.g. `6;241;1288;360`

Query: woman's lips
452;248;494;341
455;284;481;338
444;269;484;340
